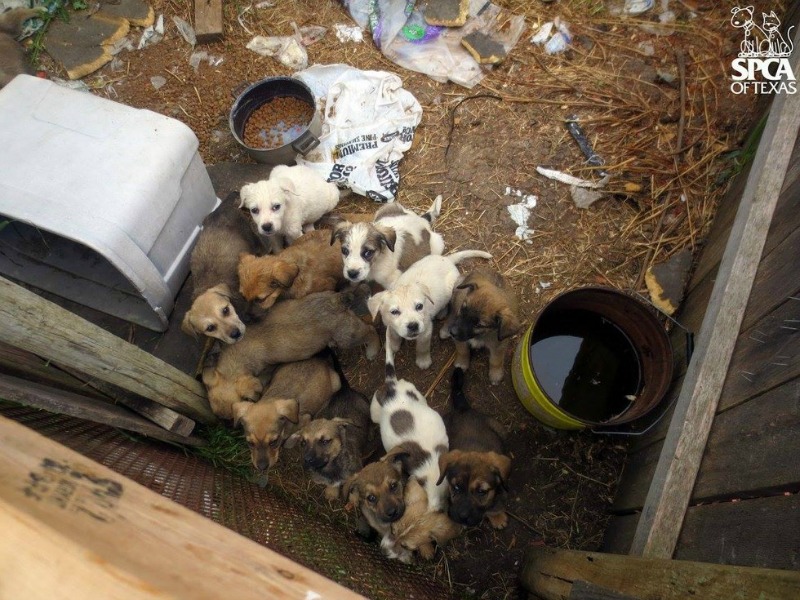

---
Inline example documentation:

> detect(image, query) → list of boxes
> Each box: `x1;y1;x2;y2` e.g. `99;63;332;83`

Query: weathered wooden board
630;54;800;558
521;546;800;600
616;376;800;512
194;0;223;43
569;580;640;600
719;298;799;413
0;415;363;599
741;228;800;331
0;374;203;447
0;276;215;425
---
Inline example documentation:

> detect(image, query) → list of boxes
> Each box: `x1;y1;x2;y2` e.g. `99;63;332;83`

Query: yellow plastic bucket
511;287;673;430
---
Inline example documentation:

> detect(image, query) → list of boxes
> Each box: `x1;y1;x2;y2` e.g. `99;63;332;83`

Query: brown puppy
182;194;266;344
201;290;380;419
0;8;43;89
381;478;463;563
440;269;522;384
344;453;407;541
285;351;377;500
438;368;512;529
238;229;344;313
232;357;341;472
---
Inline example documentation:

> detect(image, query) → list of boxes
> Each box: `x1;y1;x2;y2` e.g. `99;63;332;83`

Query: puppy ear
332;417;356;432
275;398;300;425
375;225;397;252
231;401;252;428
181;312;199;339
436;450;462;485
487;452;512;491
367;292;385;321
284;431;302;449
330;221;350;246
275;260;300;288
210;283;232;301
456;282;477;293
418;283;434;306
239;184;254;207
298;413;313;429
496;307;522;341
276;177;296;195
344;473;361;506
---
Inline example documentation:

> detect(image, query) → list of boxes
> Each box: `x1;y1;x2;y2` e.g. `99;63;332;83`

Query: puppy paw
365;342;379;361
438;324;451;340
489;368;504;385
454;357;470;370
416;355;432;370
487;511;508;530
418;542;436;561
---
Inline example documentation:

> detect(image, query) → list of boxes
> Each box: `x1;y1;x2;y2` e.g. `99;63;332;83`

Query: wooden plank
0;275;215;425
602;513;638;555
520;546;800;600
0;414;363;600
694;376;800;501
630;46;800;559
0;374;204;447
569;580;640;600
719;298;800;413
740;231;800;330
675;494;800;571
195;0;223;43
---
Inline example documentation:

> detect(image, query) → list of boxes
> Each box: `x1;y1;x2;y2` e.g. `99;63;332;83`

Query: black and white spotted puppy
370;356;449;512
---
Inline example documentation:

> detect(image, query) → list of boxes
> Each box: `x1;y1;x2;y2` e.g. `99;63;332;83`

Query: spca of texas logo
730;6;796;94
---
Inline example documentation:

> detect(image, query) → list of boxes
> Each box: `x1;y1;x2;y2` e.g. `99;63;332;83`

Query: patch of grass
190;424;251;478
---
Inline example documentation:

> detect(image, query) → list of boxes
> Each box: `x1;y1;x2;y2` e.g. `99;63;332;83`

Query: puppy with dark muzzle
182;192;266;345
344;453;408;541
438;367;512;529
440;269;522;385
284;350;378;500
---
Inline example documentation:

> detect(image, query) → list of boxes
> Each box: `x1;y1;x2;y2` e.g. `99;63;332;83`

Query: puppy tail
446;250;492;265
422;194;442;224
451;367;470;412
325;347;352;392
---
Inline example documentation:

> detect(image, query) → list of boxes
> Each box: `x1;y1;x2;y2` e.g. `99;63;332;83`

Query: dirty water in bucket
243;96;314;149
530;308;642;423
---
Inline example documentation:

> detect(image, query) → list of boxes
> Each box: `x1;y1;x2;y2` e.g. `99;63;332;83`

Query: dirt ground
30;0;775;597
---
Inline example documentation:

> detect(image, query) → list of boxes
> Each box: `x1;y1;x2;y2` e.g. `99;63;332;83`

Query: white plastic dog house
0;75;218;331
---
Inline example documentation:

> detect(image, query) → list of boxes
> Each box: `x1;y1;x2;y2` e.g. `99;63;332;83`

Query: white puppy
240;165;341;246
371;360;449;512
331;196;444;289
368;250;492;370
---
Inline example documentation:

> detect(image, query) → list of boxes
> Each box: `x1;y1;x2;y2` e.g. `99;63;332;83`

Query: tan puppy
182;195;266;344
0;8;43;89
439;368;512;529
440;269;522;384
238;230;345;312
232;357;341;472
344;454;407;541
201;291;380;419
285;351;377;500
381;478;463;563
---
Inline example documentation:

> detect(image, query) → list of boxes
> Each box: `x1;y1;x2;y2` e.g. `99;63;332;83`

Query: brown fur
344;455;407;539
382;479;463;562
0;8;43;89
201;291;380;419
238;230;345;312
231;357;341;471
182;196;266;343
442;269;522;384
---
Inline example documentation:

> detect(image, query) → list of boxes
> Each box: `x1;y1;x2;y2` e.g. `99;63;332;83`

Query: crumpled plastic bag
293;64;423;202
246;22;326;70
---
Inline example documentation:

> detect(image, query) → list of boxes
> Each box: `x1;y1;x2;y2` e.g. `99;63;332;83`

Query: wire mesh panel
0;405;454;599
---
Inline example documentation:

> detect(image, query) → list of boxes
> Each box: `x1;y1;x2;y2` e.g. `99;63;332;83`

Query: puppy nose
385;506;398;519
256;458;268;472
230;328;242;340
347;269;360;280
407;322;419;333
261;223;273;233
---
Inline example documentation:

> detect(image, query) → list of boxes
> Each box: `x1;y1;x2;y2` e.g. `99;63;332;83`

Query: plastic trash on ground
293;64;423;202
138;13;164;49
505;188;537;242
338;0;525;89
531;17;572;54
246;22;326;70
172;15;196;46
334;23;364;43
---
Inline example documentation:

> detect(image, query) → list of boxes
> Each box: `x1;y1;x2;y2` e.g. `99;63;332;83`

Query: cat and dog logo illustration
731;6;794;58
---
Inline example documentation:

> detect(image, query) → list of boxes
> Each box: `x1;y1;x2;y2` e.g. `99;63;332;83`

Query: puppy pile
186;165;523;563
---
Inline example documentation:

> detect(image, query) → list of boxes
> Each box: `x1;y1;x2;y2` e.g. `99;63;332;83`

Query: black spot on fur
406;390;420;401
435;444;448;456
417;476;427;488
385;362;396;380
390;410;414;436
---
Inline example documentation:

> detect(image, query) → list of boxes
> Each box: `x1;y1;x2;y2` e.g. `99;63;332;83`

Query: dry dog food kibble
243;96;314;149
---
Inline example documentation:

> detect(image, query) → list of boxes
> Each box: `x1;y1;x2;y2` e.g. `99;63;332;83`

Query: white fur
341;196;444;289
368;250;492;369
370;377;449;512
239;165;340;245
